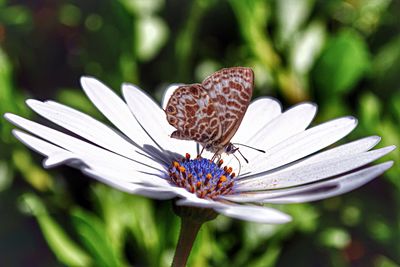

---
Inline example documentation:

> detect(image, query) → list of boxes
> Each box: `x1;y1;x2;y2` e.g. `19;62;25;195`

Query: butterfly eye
225;143;235;153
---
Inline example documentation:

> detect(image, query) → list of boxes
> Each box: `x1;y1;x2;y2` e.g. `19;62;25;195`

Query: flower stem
171;217;202;267
171;204;217;267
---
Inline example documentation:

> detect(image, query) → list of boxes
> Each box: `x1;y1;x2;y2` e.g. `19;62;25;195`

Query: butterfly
164;67;254;159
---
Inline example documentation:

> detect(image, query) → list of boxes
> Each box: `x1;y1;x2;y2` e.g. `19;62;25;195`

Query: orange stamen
178;166;186;173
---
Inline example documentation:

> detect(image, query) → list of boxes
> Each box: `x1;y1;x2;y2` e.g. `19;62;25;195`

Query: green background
0;0;399;266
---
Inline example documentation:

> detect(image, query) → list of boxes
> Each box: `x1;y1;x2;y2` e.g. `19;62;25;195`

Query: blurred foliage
0;0;399;266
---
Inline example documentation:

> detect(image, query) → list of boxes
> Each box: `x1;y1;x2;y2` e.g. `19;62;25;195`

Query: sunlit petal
237;146;395;191
245;116;357;174
122;83;197;156
222;161;393;203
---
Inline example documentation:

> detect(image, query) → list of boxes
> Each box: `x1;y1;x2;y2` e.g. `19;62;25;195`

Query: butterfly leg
211;152;221;163
198;146;205;158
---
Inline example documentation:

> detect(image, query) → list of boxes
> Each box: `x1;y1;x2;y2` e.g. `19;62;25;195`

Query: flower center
168;153;236;199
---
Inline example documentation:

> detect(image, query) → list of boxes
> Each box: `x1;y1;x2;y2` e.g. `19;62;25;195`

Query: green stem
171;217;202;267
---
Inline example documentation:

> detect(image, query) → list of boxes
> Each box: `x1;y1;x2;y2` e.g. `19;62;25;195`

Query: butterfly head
203;141;235;155
224;143;238;154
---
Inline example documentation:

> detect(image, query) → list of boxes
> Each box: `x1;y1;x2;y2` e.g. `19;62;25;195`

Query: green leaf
359;92;382;130
313;29;370;94
71;208;124;267
371;36;400;91
12;149;54;191
374;255;400;267
93;185;161;265
0;5;31;25
20;194;92;267
246;244;281;267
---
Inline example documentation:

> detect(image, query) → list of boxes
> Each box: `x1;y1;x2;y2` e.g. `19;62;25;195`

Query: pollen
168;155;236;199
178;166;186;173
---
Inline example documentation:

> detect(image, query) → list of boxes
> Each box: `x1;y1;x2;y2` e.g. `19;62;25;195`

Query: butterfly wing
202;67;254;146
165;84;222;145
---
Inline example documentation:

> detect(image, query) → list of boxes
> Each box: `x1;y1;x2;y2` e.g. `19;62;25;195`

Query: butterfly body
165;67;254;156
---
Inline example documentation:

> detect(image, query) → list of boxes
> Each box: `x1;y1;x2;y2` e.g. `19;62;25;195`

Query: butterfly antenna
232;143;266;153
232;152;242;176
236;149;249;164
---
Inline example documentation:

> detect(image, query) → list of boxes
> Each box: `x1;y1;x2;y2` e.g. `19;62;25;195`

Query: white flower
4;77;395;224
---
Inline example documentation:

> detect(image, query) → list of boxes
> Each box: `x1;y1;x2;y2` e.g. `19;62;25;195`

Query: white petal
214;204;291;224
263;161;394;203
162;84;184;109
242;103;317;169
5;114;163;177
176;198;291;224
82;159;170;186
82;168;177;200
12;122;180;198
289;136;381;168
223;161;393;203
80;77;167;160
26;100;159;168
232;97;282;144
246;116;357;175
175;195;225;209
12;129;76;167
14;129;175;197
12;127;168;187
237;146;395;191
237;136;381;180
122;83;197;157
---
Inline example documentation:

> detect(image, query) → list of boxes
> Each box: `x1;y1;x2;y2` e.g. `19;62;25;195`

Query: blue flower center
169;153;236;199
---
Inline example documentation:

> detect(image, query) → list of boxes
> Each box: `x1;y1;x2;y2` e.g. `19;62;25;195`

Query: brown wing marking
202;67;254;146
165;84;222;145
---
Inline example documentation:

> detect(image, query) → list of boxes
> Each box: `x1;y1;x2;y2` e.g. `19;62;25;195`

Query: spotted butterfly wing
165;84;222;144
165;67;254;154
202;67;253;148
